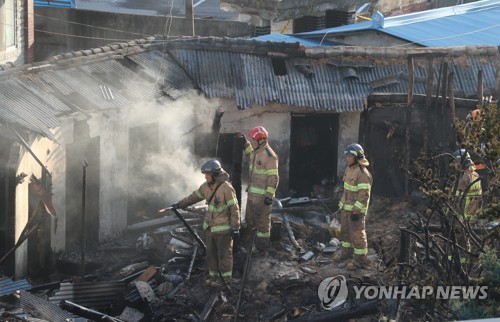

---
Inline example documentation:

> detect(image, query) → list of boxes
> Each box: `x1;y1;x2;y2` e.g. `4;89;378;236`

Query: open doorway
66;121;100;252
289;114;339;197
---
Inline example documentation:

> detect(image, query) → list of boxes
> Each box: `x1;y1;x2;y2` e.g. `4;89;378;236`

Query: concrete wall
219;102;292;197
34;7;255;62
15;134;61;278
88;112;129;242
337;112;361;176
218;99;361;196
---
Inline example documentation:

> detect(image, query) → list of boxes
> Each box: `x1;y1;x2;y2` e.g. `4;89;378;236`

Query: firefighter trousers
244;195;272;250
206;230;233;279
340;210;368;259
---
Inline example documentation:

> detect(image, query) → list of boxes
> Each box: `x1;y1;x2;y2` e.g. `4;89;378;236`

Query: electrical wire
154;0;177;87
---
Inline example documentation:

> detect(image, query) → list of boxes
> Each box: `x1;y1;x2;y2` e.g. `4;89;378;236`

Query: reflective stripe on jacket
456;166;482;218
339;159;373;215
178;171;240;232
244;141;279;199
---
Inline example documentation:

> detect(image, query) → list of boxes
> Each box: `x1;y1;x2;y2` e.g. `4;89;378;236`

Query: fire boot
346;254;369;271
205;277;220;288
333;248;353;262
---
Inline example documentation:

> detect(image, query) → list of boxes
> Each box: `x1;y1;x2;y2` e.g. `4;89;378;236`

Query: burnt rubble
0;198;387;321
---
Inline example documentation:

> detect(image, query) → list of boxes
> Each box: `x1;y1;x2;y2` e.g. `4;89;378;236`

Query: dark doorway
66;121;100;252
290;114;339;197
0;138;17;276
128;123;160;224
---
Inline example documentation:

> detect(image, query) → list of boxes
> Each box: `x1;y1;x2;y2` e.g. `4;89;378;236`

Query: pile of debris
0;197;402;321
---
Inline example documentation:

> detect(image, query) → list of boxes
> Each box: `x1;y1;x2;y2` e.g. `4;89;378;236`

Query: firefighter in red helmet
236;126;279;252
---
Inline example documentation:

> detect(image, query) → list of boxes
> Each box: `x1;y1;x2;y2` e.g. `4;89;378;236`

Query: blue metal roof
34;0;76;8
295;0;500;47
254;34;342;46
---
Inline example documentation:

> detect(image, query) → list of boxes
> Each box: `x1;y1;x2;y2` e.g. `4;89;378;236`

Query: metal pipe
81;159;88;277
172;208;206;251
234;228;257;322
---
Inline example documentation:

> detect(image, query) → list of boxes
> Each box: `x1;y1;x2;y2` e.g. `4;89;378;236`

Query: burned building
0;36;499;279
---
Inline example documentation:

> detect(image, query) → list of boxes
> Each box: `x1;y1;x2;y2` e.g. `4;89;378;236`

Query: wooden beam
404;56;414;195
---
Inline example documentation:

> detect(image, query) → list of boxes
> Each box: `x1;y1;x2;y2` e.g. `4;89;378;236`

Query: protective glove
264;196;273;206
232;230;240;240
171;202;180;210
234;132;246;142
350;213;360;221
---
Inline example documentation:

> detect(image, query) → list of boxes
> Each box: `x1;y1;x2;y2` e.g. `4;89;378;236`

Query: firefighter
452;149;482;220
335;143;373;270
236;126;279;252
172;160;240;287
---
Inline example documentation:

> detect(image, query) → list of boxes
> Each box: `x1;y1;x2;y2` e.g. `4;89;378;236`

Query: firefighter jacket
178;171;240;233
339;158;373;215
244;140;279;199
456;165;482;218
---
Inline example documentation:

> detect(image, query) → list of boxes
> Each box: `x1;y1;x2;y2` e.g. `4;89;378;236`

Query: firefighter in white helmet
335;143;373;270
236;126;279;252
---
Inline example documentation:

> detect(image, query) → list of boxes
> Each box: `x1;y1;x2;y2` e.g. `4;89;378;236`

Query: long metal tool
159;207;207;251
234;228;257;322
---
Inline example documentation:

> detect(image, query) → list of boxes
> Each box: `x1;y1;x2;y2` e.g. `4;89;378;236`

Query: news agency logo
317;275;348;310
318;275;488;310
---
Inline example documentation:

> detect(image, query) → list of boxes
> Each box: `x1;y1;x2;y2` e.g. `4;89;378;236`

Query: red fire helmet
248;126;268;140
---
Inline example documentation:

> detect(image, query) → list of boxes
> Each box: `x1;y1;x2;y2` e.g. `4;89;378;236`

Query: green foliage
480;247;500;283
448;248;500;320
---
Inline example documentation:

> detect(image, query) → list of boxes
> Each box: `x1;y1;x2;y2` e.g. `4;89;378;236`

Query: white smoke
124;94;219;206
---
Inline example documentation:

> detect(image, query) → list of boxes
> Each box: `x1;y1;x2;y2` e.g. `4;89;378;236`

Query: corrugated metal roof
18;289;76;321
34;0;76;8
254;34;342;46
170;48;367;112
49;281;125;308
296;0;500;47
0;277;31;296
0;51;195;139
127;51;197;99
169;48;497;111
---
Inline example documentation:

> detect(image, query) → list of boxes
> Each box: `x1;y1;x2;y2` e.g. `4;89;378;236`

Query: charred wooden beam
290;300;379;322
368;94;480;109
404;56;414;195
424;57;434;155
232;134;245;208
282;214;302;252
186;243;198;281
199;293;219;322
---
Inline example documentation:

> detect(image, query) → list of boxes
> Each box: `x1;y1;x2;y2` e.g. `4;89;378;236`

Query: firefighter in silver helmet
172;160;240;287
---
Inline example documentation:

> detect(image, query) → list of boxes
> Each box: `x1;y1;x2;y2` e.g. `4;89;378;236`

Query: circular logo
318;275;348;310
